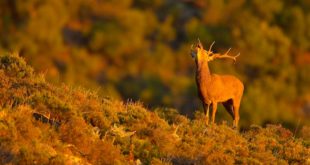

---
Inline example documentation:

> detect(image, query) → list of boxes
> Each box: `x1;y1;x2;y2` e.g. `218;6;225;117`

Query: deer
190;39;244;127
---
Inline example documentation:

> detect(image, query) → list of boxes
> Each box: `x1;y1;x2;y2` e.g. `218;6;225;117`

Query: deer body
191;40;244;127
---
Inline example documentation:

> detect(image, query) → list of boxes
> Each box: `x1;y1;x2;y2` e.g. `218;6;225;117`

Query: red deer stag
190;39;244;127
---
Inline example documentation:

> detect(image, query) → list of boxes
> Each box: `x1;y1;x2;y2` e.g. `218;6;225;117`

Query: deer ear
197;38;203;49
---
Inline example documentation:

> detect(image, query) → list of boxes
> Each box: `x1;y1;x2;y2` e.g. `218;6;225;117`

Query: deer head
190;39;240;63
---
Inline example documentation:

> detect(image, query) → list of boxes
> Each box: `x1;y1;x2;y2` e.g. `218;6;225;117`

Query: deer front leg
211;103;217;124
203;103;210;125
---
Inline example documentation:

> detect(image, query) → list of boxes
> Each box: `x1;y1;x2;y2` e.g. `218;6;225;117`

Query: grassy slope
0;54;309;165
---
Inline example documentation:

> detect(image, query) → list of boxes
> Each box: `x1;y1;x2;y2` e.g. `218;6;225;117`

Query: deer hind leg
222;99;234;119
203;103;210;125
232;99;241;128
211;103;217;124
223;99;237;127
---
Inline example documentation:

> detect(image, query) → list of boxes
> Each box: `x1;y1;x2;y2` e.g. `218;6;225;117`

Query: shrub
0;54;309;164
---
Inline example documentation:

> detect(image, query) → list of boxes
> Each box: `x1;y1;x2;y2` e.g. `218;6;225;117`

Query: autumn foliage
1;0;310;130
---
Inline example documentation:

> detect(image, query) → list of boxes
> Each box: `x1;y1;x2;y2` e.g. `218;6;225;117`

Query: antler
207;41;215;54
210;48;240;63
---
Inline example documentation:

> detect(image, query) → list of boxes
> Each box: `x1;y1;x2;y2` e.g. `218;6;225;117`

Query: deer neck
196;59;211;86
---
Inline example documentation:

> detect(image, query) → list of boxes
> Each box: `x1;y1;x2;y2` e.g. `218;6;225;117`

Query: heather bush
0;54;309;164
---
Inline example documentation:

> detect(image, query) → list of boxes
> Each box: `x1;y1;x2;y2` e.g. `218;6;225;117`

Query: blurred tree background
1;0;310;129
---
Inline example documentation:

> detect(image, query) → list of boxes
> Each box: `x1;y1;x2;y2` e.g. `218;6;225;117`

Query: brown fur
191;40;244;127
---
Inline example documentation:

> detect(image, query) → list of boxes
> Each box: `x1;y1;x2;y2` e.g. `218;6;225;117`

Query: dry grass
0;54;309;164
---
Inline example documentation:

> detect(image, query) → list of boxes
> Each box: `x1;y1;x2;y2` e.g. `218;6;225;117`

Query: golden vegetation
0;54;309;164
1;0;310;130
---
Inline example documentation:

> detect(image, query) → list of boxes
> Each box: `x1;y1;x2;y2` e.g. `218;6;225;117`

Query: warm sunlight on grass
1;1;310;164
0;53;309;164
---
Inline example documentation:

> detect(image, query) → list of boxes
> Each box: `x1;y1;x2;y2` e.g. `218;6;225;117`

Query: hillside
0;54;309;164
2;1;310;129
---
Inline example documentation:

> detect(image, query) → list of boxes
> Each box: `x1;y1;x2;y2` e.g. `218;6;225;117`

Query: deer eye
191;51;196;58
